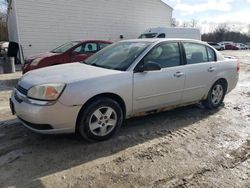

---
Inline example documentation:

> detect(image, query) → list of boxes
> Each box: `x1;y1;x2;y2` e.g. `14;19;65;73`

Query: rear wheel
203;81;226;109
77;97;123;141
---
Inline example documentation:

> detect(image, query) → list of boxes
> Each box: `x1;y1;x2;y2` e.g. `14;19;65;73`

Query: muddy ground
0;50;249;188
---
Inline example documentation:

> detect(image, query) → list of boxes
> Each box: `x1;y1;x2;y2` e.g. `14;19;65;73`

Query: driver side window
74;43;98;54
144;42;181;68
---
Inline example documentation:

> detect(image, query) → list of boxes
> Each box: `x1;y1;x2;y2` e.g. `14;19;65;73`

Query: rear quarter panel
207;58;239;95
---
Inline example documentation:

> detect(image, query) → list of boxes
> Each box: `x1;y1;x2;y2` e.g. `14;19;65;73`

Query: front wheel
77;97;124;141
203;81;226;109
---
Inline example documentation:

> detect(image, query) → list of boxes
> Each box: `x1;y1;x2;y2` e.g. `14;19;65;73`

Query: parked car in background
236;43;247;50
245;43;250;49
218;42;226;50
0;41;9;56
10;39;239;141
22;40;112;73
219;41;234;46
207;42;223;51
219;41;234;50
225;44;239;50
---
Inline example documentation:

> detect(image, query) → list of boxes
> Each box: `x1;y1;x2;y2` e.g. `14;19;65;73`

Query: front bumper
11;91;82;134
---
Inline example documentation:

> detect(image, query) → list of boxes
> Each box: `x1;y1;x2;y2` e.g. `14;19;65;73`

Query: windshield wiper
91;63;99;67
82;62;99;67
81;61;88;65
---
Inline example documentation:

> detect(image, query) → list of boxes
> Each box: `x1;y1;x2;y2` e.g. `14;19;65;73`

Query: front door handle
174;72;184;78
208;67;216;72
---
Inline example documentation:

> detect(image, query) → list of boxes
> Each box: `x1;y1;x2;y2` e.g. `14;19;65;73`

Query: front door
71;42;98;62
133;42;186;113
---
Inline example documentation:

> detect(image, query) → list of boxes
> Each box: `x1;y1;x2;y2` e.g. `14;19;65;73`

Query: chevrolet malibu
10;39;239;141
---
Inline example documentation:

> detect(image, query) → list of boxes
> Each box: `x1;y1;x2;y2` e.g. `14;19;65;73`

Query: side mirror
137;61;161;72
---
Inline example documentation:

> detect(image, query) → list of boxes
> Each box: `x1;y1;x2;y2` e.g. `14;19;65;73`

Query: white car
218;42;226;50
208;42;223;51
236;43;247;50
10;39;239;141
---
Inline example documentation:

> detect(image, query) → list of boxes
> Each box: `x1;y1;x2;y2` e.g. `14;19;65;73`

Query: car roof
77;40;112;43
119;38;207;45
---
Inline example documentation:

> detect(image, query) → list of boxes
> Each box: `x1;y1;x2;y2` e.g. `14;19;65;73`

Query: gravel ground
0;50;249;188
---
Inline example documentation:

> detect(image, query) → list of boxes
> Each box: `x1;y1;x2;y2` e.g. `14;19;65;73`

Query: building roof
159;0;173;10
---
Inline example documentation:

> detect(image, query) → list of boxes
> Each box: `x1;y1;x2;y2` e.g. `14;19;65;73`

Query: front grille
18;117;53;130
16;85;28;96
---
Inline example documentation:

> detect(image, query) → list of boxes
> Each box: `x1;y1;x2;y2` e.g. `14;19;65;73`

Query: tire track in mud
151;140;250;188
0;137;31;167
112;125;202;166
0;121;33;167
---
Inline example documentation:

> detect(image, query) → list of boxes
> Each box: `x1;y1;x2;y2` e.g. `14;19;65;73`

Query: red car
23;40;111;73
225;44;239;50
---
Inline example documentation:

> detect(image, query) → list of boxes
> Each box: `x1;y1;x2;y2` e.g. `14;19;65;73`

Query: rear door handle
174;72;184;78
208;67;216;72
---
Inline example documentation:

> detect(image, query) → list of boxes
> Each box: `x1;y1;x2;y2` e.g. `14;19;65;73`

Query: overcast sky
162;0;250;33
0;0;5;8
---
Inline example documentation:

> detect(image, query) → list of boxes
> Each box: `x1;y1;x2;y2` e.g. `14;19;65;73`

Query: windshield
139;33;158;39
51;41;80;53
84;41;151;71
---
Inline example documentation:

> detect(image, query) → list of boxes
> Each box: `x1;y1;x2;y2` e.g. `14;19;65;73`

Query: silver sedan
10;39;239;141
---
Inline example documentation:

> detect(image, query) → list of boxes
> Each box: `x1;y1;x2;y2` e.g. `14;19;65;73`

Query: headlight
30;58;43;66
27;83;66;101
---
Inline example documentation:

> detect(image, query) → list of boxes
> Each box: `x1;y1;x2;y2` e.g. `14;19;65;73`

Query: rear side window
183;43;208;64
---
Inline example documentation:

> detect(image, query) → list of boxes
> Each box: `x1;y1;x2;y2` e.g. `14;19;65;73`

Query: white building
7;0;172;62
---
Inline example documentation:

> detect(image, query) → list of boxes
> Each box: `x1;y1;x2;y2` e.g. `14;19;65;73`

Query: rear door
133;42;186;113
181;42;218;103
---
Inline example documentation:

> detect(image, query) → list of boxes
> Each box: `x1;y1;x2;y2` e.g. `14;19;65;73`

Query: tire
203;80;226;109
77;97;124;141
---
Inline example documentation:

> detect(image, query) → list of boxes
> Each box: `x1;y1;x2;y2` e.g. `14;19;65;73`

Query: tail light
237;60;240;72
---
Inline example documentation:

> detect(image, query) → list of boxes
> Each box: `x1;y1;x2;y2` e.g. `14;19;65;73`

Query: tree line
172;18;250;43
202;24;250;43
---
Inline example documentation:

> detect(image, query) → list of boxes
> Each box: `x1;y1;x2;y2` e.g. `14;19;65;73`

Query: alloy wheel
89;106;117;137
211;84;224;105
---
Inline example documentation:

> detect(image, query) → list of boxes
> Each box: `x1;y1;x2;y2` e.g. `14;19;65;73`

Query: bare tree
171;18;179;27
182;21;189;28
0;0;8;41
0;0;8;12
248;24;250;37
202;23;250;43
190;19;198;28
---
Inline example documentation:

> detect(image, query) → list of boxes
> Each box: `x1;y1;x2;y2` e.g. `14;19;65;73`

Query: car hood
26;52;59;62
18;63;121;89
